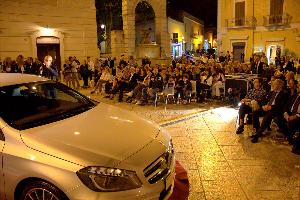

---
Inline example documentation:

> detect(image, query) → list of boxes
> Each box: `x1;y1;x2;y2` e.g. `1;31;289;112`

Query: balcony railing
226;17;256;28
263;13;292;26
191;33;200;39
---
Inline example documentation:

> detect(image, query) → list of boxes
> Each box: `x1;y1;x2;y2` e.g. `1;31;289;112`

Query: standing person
260;53;268;64
94;58;101;85
24;57;34;74
225;51;231;62
2;57;13;73
16;55;25;73
70;56;80;90
252;55;264;75
39;55;58;81
87;56;94;82
81;60;90;88
110;57;116;76
240;53;245;63
63;58;72;88
32;58;42;75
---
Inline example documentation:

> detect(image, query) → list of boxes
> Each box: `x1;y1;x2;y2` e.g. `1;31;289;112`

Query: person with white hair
251;79;288;143
90;67;113;94
39;55;58;81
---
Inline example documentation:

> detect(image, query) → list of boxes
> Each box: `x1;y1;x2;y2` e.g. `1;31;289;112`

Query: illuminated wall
218;0;300;62
168;14;204;57
0;0;99;64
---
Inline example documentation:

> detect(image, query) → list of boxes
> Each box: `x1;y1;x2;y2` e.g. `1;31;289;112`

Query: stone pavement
79;89;300;200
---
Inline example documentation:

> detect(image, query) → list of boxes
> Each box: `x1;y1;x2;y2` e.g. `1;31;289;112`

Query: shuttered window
235;1;245;26
270;0;284;16
270;0;284;24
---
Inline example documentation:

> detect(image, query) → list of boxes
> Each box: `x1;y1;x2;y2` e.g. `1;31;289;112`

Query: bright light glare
101;24;105;29
110;116;133;123
213;107;237;123
74;131;80;135
40;26;54;36
30;155;36;161
238;102;242;107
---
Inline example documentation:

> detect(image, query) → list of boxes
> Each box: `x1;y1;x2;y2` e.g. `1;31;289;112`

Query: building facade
0;0;99;68
168;11;204;58
218;0;300;63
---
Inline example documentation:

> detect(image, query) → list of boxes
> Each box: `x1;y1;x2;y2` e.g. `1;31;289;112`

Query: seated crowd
88;56;227;105
236;71;300;155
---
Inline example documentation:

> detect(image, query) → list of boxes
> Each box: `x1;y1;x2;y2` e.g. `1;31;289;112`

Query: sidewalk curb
159;108;210;127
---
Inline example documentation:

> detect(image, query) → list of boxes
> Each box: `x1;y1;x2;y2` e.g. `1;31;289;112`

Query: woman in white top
91;67;113;94
212;67;226;98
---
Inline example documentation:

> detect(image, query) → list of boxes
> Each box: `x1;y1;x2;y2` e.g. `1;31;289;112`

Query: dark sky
168;0;217;27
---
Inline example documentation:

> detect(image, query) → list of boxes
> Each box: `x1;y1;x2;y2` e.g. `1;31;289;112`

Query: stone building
0;0;99;68
111;0;170;63
168;11;204;58
218;0;300;63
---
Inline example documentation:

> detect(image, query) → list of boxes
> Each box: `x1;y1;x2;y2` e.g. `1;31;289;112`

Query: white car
0;73;175;200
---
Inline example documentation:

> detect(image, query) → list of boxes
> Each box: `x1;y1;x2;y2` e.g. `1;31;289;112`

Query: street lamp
100;24;106;54
100;24;106;40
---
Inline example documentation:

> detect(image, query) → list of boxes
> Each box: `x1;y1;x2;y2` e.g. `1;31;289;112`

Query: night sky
168;0;217;27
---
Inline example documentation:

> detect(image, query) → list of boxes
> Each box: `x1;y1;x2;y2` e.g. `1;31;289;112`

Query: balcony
225;17;256;29
191;33;200;39
263;13;292;27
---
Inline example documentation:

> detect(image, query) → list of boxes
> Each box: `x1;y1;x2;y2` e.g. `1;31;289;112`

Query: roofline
180;11;204;25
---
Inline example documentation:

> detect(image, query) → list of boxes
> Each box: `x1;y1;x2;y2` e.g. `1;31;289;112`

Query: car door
0;120;6;200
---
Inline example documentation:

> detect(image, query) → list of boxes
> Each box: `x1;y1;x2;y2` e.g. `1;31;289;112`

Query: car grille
143;140;174;184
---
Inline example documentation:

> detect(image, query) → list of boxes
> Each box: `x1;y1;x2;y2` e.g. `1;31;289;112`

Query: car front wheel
18;180;69;200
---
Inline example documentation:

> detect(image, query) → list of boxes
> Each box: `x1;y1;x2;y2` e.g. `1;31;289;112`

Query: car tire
18;180;69;200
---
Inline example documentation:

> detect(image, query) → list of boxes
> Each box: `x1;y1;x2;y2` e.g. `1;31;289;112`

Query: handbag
250;100;260;111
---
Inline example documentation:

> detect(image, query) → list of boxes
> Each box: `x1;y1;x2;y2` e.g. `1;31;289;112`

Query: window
0;82;95;130
235;1;245;26
270;0;284;24
172;33;178;43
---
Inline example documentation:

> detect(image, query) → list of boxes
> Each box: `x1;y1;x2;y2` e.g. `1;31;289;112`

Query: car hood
21;103;161;168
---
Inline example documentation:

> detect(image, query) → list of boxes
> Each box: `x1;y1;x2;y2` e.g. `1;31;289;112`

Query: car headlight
76;166;142;192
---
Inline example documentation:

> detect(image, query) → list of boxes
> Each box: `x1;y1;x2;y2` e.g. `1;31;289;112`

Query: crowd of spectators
0;52;299;154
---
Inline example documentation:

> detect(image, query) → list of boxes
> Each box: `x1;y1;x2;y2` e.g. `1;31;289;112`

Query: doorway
172;43;182;58
37;44;61;70
267;45;282;64
232;42;245;62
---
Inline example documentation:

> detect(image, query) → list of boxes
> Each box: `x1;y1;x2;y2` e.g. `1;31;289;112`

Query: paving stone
188;192;206;200
187;170;205;193
202;180;247;200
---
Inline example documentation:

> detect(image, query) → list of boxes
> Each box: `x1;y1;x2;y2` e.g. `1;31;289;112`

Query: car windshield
0;81;96;130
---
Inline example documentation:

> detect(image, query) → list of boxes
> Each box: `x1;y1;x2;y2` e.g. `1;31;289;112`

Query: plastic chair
164;83;175;105
190;80;197;100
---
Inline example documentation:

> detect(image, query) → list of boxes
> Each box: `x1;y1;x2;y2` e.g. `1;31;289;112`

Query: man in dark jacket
40;55;58;81
276;81;300;154
251;79;288;143
251;55;264;75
